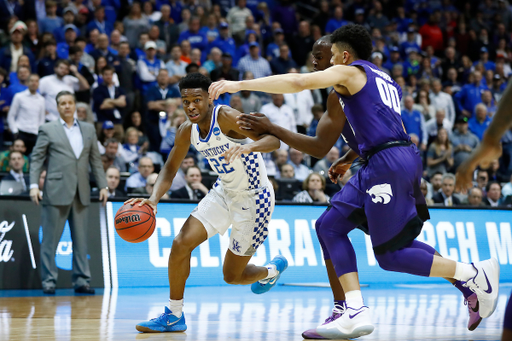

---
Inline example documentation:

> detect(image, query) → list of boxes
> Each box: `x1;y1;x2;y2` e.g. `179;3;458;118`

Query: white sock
453;262;477;282
345;290;364;309
263;264;278;279
168;299;183;318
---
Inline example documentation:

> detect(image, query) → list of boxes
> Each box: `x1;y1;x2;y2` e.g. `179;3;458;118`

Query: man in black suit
171;166;208;200
105;167;126;198
0;151;30;194
483;182;503;207
210;53;239;82
433;173;461;206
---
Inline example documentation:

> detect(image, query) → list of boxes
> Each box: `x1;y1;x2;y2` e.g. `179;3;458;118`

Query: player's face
181;88;210;123
312;42;333;72
330;44;347;66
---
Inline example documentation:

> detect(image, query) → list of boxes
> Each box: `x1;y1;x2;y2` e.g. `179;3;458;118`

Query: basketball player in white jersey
127;73;288;333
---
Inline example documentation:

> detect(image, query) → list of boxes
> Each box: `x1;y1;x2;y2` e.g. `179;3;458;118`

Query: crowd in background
1;0;512;206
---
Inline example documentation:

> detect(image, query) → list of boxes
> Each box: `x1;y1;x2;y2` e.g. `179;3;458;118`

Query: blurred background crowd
0;0;511;207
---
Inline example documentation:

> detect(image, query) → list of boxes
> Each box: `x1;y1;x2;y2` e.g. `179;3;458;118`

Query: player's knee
171;235;195;255
375;252;398;272
223;272;242;285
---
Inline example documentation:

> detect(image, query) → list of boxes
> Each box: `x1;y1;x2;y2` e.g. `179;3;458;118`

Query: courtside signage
107;203;512;287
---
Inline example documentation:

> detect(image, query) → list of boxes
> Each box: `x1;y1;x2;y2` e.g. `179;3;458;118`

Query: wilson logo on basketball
0;220;15;263
116;214;142;225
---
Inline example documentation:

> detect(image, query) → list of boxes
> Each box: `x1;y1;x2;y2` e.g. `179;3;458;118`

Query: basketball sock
168;299;183;318
345;290;364;309
453;262;477;282
263;264;278;279
453;280;473;299
334;299;345;307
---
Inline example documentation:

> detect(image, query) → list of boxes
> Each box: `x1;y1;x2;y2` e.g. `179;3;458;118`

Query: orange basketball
115;203;156;243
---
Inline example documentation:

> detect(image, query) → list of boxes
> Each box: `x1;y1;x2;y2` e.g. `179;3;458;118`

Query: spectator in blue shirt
474;47;496;71
468;103;491;140
400;27;421;59
325;6;349;34
383;46;403;71
235;30;258;64
401;95;427;150
270;44;297;75
178;17;208;53
136;41;165;93
37;40;58;78
403;49;421;77
56;25;78;59
200;14;220;43
266;28;285;60
0;22;36;74
454;70;488;117
208;22;236;57
87;6;114;36
53;7;80;43
203;48;222;73
90;34;120;72
38;1;64;34
5;65;29;106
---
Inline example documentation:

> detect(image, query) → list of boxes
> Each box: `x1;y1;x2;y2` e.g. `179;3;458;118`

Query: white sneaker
464;258;500;318
316;305;374;339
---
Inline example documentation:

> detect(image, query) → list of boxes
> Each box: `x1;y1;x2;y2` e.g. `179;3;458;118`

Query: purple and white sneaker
463;258;500;318
302;303;346;339
465;293;482;331
316;305;374;339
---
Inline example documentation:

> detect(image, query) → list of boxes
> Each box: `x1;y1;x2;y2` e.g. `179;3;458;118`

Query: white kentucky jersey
190;105;269;192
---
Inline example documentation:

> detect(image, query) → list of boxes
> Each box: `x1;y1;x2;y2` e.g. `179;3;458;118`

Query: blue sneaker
135;307;187;333
251;255;288;294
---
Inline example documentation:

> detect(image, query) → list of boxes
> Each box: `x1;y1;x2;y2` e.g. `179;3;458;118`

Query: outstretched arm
237;91;347;159
209;65;365;100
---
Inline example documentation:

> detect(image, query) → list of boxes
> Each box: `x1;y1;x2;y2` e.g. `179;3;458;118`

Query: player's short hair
331;24;373;61
179;73;212;92
316;35;331;45
56;90;76;104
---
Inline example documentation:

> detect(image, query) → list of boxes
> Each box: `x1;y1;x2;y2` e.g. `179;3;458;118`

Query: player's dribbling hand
30;188;42;205
222;145;251;164
328;158;352;184
208;80;241;101
455;135;502;192
236;113;272;134
124;198;158;214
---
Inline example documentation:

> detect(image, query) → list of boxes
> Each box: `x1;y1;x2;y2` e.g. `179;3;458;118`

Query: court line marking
22;214;36;269
106;202;119;288
99;205;111;291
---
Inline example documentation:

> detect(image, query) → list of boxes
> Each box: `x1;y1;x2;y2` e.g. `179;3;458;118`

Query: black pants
18;131;38;155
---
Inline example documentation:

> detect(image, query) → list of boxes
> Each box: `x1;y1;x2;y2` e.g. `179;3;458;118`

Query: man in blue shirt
178;17;208;53
400;27;421;60
4;66;29;106
383;46;403;71
325;6;349;34
53;7;80;43
145;69;180;152
86;6;114;36
474;47;496;71
266;28;285;60
468;103;491;140
208;22;236;57
401;95;427;150
90;34;120;72
56;25;78;59
454;70;488;117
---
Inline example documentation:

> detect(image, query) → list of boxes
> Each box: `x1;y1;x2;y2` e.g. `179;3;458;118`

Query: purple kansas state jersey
335;60;410;157
341;122;360;154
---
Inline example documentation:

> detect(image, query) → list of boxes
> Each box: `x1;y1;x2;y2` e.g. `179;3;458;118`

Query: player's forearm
248;134;280;153
483;81;512;143
240;74;304;94
341;149;359;164
268;124;332;158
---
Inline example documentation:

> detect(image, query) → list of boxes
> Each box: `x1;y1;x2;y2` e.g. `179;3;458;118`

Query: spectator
430;78;456;126
56;24;78;59
426;127;454;177
171;166;208;200
236;42;271;79
137;41;165;93
92;65;126;139
475;47;495;71
289;148;311;182
270;45;297;75
91;55;120;90
5;65;30;106
180;40;192;63
161;108;187;155
123;2;150;48
145;68;181;151
227;0;252;41
239;71;261;114
0;21;35;74
38;1;63;34
87;6;113;36
260;94;296;150
503;174;512;197
7;74;45;154
190;48;202;66
293;172;330;204
120;127;145;165
283;68;314;133
53;7;79;43
466;187;484;206
420;178;434;205
178;17;208;53
290;21;314;67
203;47;222;73
476;169;489;196
454;71;488;118
209;22;236;59
419;12;444;53
266;28;286;61
103;138;128;172
275;164;302;201
148;25;167;57
401;95;427;150
68;47;96;103
433;173;460;206
98;120;115;154
104;167;126;198
132;32;150;60
468;103;491;140
178;8;192;34
210;52;239;81
0;139;29;172
155;5;180;51
109;30;123;54
39;59;90;121
76;102;94;124
124;112;150;150
74;37;95;72
90;33;120;68
37;39;58;78
125;156;154;191
443;67;462;93
117;42;136;113
451;116;480;170
484;182;503;207
200;13;220;43
413;89;436;121
326;6;349;34
425;109;452;143
229;94;244;112
313;147;339;176
481;90;497;117
440;47;461;81
400;27;421;60
132;172;169;198
307;104;324;137
1;151;29;194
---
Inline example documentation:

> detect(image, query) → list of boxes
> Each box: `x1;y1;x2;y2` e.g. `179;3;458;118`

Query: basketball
114;203;156;243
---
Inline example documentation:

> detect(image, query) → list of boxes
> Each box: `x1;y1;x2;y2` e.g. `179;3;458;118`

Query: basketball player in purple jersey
455;81;512;341
210;25;500;339
237;35;486;338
